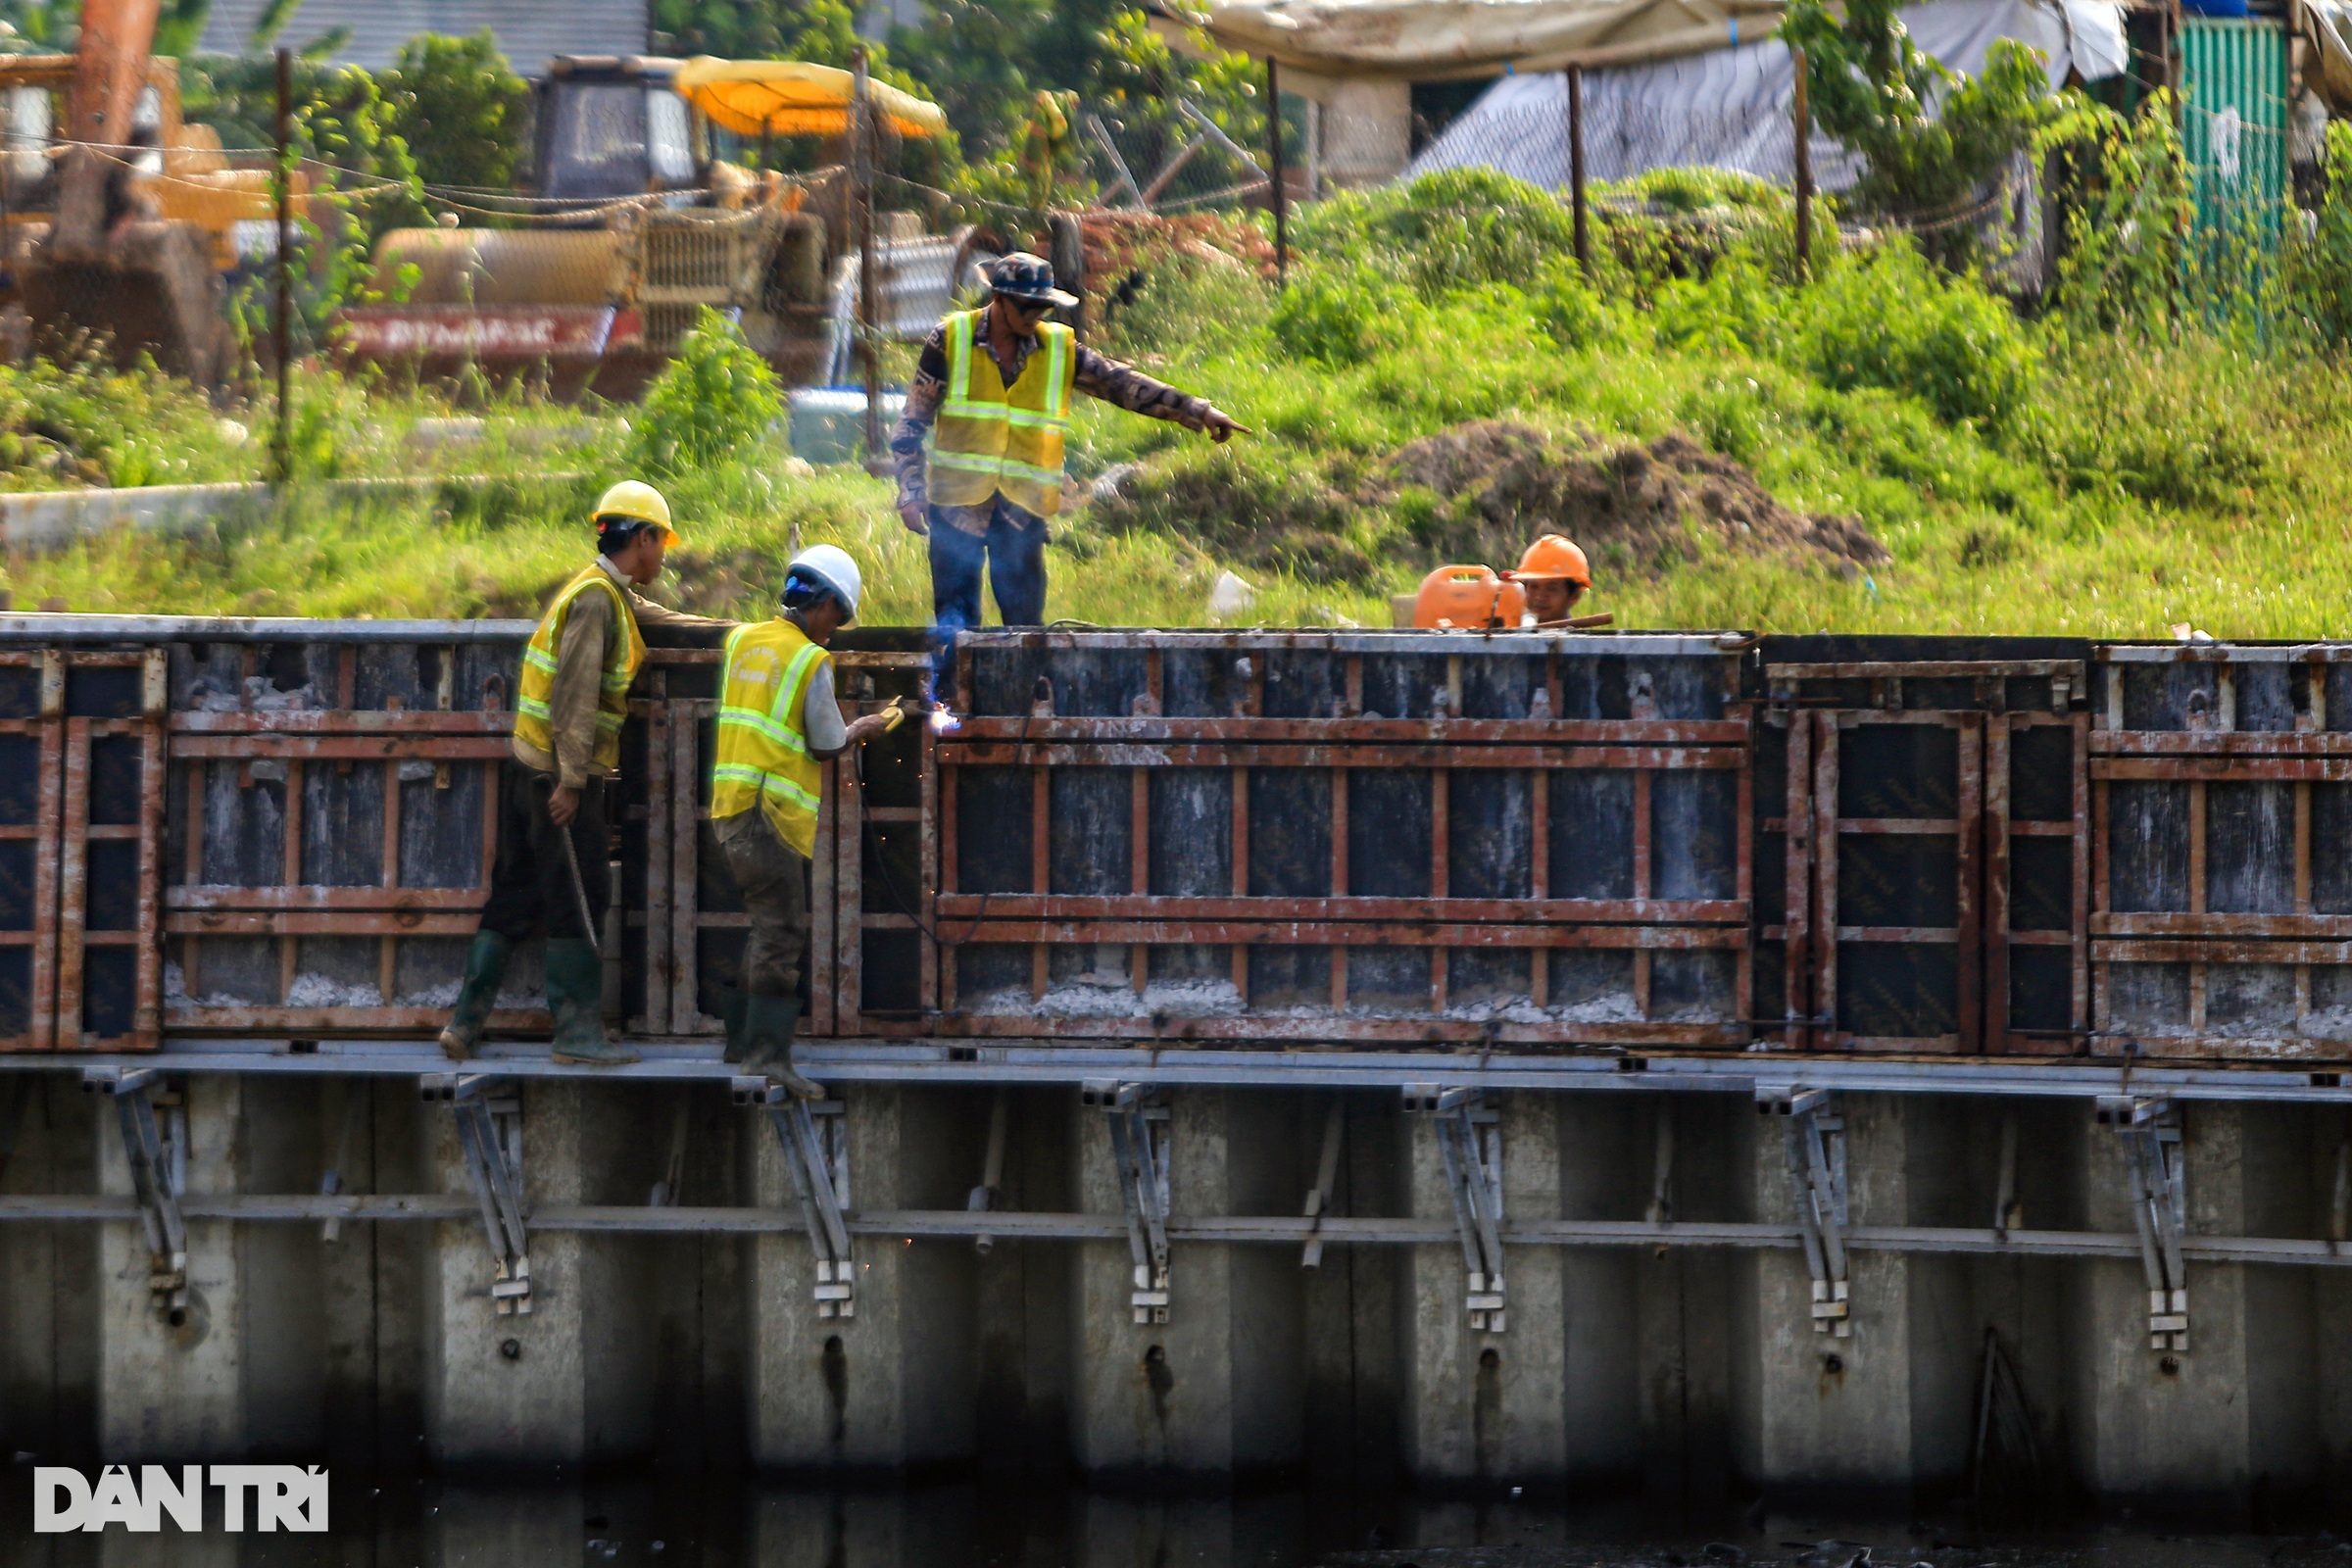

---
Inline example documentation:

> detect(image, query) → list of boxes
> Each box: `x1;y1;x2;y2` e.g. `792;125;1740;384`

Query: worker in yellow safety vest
890;251;1246;637
710;544;898;1096
438;480;730;1067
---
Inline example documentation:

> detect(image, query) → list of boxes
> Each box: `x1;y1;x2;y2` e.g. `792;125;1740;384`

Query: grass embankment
1;169;2341;638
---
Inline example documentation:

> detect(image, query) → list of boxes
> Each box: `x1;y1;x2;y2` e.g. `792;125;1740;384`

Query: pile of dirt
1079;212;1277;294
1377;419;1888;579
1088;417;1886;591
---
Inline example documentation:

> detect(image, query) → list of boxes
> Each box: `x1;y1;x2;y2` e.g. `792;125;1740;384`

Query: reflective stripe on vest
709;617;829;858
513;564;644;774
927;309;1075;517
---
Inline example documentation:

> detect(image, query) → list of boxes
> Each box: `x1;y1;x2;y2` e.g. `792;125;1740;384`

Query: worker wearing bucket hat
890;251;1248;637
438;479;730;1068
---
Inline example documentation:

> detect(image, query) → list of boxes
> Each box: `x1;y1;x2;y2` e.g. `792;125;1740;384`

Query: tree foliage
1779;0;2059;261
380;31;530;195
2289;121;2352;348
2035;95;2193;335
627;308;786;476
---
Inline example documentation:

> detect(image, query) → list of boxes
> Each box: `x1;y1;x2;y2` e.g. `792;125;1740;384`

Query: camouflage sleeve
889;326;951;514
1072;344;1215;428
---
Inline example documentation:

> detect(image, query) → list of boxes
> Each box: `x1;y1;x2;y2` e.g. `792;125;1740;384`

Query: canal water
4;1478;2351;1567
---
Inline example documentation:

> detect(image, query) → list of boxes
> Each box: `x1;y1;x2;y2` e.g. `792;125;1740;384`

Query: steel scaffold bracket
1300;1097;1345;1270
2099;1095;2189;1352
1085;1079;1171;1324
82;1067;189;1322
421;1073;532;1315
737;1077;856;1318
1405;1084;1507;1333
1761;1087;1851;1337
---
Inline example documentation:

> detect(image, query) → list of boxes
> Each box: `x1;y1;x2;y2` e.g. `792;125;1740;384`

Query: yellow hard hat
592;480;680;548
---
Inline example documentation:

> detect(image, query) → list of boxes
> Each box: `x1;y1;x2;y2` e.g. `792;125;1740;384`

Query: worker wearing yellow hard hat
439;479;730;1067
1506;534;1592;626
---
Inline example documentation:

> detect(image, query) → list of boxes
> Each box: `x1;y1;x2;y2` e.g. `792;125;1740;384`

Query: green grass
9;172;2352;641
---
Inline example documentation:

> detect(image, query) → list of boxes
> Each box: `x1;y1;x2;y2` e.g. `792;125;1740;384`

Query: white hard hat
787;543;862;616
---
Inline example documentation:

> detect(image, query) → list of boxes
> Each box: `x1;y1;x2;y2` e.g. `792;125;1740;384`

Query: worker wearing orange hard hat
1506;534;1592;625
1410;535;1596;630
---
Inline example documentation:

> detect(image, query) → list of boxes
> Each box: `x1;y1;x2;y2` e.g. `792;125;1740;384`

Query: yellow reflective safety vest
710;616;830;858
514;564;645;775
926;308;1076;518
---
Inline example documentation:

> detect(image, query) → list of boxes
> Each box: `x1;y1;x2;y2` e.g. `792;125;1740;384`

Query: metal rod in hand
543;780;601;956
1568;63;1590;276
853;46;881;470
272;47;292;484
1267;57;1288;289
1791;46;1813;284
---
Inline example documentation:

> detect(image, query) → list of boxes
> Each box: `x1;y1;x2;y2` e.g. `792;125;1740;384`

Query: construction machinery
338;55;969;399
0;52;308;354
7;0;236;385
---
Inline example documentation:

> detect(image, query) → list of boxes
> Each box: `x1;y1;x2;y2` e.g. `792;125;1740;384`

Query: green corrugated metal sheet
2180;17;2289;249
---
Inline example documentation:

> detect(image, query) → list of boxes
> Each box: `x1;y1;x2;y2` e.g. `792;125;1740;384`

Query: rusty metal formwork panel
1756;659;2087;1054
0;649;168;1051
2091;645;2352;1059
626;646;928;1038
0;651;61;1050
163;637;541;1038
928;631;1751;1047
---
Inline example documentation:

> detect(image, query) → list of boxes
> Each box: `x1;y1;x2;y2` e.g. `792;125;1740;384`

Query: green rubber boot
716;984;751;1064
741;994;822;1099
437;930;514;1061
546;939;638;1066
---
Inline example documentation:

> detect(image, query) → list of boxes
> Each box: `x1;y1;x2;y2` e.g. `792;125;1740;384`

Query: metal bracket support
2099;1095;2188;1351
422;1073;531;1315
83;1067;188;1322
1406;1084;1507;1333
737;1077;855;1318
968;1087;1008;1255
1762;1087;1850;1337
1085;1079;1171;1324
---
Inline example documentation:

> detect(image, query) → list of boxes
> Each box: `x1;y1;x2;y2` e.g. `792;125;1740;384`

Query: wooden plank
942;742;1745;771
670;712;707;1034
1957;715;1983;1054
931;894;1748;923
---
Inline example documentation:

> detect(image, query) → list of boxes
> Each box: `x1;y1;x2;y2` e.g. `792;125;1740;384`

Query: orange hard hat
1510;533;1592;587
1413;564;1527;630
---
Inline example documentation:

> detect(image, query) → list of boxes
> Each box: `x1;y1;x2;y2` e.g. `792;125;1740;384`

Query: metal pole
853;46;881;470
1267;57;1288;288
272;47;292;484
1791;46;1813;284
1568;63;1590;275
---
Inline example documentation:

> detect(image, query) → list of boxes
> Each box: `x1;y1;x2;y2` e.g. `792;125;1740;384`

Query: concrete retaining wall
7;1074;2351;1517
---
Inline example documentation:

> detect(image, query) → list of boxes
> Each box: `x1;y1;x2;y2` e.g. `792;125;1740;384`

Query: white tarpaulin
1162;0;1792;80
1402;0;2126;190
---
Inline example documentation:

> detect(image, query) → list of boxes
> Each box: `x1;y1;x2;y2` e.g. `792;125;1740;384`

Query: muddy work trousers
478;760;608;944
714;808;811;1000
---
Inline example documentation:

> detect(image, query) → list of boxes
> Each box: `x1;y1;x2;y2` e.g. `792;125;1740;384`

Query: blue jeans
928;506;1047;629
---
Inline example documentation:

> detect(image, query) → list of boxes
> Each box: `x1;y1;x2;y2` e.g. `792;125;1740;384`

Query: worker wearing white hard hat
708;544;896;1097
439;479;728;1069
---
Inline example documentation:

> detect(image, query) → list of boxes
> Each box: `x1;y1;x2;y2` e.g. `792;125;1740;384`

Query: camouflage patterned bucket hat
985;251;1080;309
